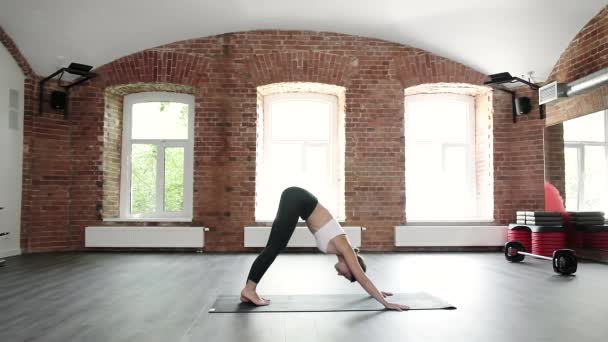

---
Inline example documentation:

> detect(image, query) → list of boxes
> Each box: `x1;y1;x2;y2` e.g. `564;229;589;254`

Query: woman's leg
241;187;317;304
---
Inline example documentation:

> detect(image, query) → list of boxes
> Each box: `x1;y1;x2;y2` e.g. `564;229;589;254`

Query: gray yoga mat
209;292;456;313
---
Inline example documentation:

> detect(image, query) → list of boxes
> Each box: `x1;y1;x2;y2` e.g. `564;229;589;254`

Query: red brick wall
22;81;75;252
17;30;545;252
544;124;565;196
1;26;70;251
549;6;608;84
491;88;546;223
546;84;608;126
542;6;607;207
546;5;608;124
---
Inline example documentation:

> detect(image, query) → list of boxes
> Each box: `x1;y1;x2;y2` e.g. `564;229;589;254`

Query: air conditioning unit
538;81;567;105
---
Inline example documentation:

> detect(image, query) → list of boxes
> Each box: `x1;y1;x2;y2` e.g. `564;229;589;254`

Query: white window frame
564;109;608;211
120;92;194;220
404;93;477;221
257;92;343;221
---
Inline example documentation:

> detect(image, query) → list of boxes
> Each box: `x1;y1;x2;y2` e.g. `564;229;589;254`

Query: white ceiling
0;0;605;81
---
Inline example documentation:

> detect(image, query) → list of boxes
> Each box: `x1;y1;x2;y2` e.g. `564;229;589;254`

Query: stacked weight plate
507;228;532;252
583;229;608;249
570;225;585;248
569;212;608;249
532;229;566;257
508;214;532;252
516;212;565;257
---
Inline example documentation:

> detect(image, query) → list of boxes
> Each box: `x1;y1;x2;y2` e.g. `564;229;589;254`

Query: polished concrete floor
1;251;607;342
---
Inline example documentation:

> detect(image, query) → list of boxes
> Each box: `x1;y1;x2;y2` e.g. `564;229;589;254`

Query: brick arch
95;50;211;87
0;25;35;76
394;52;486;88
26;28;528;253
549;6;607;83
106;82;195;96
246;51;359;87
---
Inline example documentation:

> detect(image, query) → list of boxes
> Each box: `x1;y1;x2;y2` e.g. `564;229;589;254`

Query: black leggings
247;187;318;283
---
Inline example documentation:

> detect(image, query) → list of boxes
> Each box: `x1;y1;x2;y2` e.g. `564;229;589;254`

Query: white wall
0;43;25;258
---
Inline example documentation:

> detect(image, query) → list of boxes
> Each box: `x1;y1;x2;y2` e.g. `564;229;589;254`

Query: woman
241;186;409;311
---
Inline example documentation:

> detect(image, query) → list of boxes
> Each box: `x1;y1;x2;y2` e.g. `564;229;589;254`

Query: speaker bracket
39;63;97;118
484;72;546;123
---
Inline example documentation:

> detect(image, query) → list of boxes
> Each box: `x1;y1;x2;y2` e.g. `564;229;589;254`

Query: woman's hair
350;248;366;282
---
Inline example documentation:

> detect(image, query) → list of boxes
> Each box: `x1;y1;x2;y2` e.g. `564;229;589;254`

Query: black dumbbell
504;241;578;275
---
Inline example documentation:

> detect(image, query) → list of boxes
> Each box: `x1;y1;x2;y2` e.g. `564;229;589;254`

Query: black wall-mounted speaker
50;91;67;110
515;97;531;115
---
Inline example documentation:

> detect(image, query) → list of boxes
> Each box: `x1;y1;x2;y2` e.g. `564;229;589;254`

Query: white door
0;44;25;258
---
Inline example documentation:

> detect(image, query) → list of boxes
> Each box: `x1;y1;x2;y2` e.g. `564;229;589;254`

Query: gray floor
1;252;607;342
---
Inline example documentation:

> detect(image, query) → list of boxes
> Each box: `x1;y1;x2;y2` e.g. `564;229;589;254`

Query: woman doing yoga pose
241;186;409;311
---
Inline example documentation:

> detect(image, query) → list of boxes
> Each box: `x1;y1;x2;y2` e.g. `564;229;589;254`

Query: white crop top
314;218;346;253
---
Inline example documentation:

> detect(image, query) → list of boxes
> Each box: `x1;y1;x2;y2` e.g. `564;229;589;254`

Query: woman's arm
333;236;409;311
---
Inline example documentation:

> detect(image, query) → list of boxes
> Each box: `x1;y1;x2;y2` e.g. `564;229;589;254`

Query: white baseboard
395;225;507;247
0;248;22;258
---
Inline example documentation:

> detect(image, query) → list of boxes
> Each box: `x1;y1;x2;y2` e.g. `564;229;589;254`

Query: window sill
103;217;193;223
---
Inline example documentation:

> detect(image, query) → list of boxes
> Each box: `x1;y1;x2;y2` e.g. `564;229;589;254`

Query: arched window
120;92;194;219
405;93;478;220
256;83;346;221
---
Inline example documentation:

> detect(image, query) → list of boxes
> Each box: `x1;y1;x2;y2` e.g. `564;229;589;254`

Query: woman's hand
381;292;409;311
384;302;410;311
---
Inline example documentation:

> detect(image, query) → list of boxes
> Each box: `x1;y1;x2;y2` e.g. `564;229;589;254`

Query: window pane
257;92;340;221
443;145;475;217
406;97;470;143
305;144;329;179
444;145;467;179
164;147;185;212
405;102;439;142
582;146;607;211
406;143;441;219
260;143;307;220
131;144;157;214
563;111;605;142
270;143;304;185
304;144;333;211
564;147;580;211
405;94;475;220
270;100;330;141
132;102;189;139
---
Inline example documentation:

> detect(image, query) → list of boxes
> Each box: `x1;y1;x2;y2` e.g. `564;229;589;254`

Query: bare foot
240;288;270;306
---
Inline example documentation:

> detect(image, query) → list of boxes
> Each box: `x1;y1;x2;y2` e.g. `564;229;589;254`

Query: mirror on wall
544;109;608;256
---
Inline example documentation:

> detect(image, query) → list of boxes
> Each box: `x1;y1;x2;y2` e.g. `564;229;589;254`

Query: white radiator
244;226;363;248
394;225;507;247
85;226;207;248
